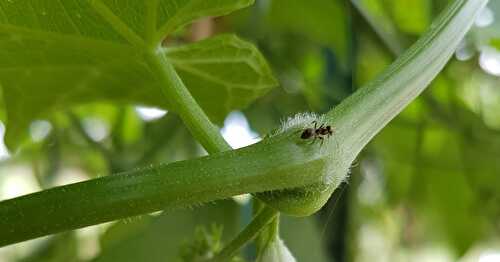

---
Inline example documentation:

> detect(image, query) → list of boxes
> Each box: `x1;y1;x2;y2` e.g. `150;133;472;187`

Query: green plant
0;0;488;260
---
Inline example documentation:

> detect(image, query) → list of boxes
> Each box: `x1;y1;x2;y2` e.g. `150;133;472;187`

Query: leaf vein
56;0;82;35
173;63;270;90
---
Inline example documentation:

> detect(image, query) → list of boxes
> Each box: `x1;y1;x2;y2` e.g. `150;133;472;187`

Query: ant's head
322;125;333;135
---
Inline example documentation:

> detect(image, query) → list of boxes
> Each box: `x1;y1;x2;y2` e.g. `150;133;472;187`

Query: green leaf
165;35;277;122
0;0;276;150
0;0;253;45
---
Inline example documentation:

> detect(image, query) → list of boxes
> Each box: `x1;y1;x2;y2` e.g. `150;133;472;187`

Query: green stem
145;50;231;154
211;207;278;262
255;210;280;256
328;0;488;162
135;114;181;166
68;112;110;156
67;112;115;173
148;48;274;260
350;0;405;55
0;138;324;246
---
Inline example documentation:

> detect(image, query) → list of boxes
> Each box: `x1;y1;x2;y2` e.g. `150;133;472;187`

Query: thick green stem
0;138;325;246
145;51;231;154
211;207;278;262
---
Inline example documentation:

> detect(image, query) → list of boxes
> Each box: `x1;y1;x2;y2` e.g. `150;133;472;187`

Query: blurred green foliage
353;0;500;259
1;0;500;261
491;38;500;49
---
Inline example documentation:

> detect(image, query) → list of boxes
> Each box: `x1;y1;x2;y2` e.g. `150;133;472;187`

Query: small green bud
256;237;296;262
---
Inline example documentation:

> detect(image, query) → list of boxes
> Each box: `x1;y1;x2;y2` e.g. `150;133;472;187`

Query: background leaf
94;200;240;262
280;216;329;262
491;38;500;49
266;0;349;67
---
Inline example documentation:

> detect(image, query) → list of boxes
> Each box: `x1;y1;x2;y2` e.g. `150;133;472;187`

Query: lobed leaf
0;0;253;44
165;35;277;124
0;0;275;150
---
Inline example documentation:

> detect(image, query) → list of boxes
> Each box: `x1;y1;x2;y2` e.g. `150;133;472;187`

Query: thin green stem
110;107;126;154
67;112;115;174
135;114;181;166
145;51;231;154
255;212;280;257
147;49;278;261
350;0;405;55
148;41;273;261
210;207;278;262
68;112;110;156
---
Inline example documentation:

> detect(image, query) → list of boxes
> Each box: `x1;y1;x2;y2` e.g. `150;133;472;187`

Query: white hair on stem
272;112;325;136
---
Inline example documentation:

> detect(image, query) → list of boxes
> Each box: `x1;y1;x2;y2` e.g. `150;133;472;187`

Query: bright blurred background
1;0;500;261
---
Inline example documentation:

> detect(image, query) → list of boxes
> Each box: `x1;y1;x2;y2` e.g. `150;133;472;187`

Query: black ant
300;121;333;145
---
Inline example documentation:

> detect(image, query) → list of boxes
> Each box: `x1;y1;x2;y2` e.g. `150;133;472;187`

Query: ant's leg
310;135;317;145
319;136;324;147
312;121;317;130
